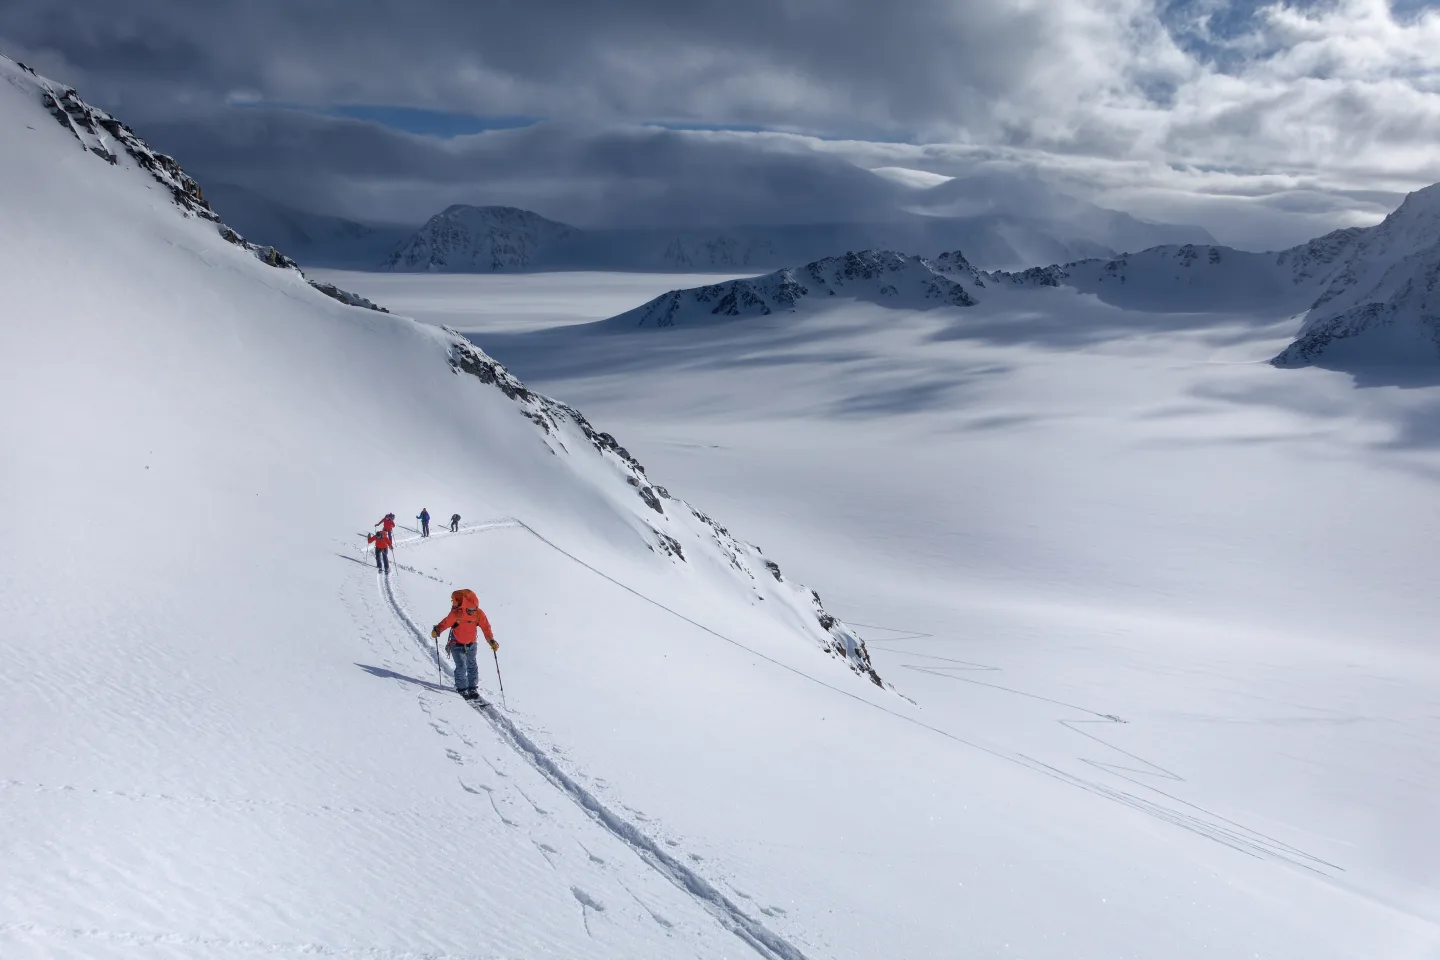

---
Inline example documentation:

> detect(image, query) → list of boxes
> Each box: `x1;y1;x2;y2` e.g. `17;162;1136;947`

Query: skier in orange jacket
366;529;393;574
430;589;496;700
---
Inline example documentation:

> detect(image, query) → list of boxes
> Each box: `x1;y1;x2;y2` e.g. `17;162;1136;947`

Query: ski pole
434;633;443;687
492;647;507;709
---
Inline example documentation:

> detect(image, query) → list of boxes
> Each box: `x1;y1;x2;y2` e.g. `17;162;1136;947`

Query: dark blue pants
449;640;478;692
421;517;429;537
374;547;390;573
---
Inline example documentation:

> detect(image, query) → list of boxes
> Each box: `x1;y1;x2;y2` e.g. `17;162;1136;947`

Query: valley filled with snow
4;53;1440;960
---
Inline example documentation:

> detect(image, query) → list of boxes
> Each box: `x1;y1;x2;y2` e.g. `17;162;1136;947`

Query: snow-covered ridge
1071;189;1440;368
5;56;384;313
990;239;1360;312
445;332;883;684
988;192;1440;368
1274;184;1440;366
604;249;986;329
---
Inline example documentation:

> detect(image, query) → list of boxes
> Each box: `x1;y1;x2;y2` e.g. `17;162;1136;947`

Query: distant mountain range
602;249;989;329
207;186;1217;274
598;183;1440;370
207;169;1440;371
993;184;1440;367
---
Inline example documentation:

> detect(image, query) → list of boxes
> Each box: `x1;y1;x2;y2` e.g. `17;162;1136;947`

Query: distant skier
375;512;396;538
449;513;461;533
430;589;496;700
367;528;393;574
417;508;430;538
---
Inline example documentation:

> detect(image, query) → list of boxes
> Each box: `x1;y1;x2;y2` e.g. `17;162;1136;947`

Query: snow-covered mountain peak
604;249;983;329
382;203;579;271
1273;184;1440;367
435;203;557;223
1379;181;1440;224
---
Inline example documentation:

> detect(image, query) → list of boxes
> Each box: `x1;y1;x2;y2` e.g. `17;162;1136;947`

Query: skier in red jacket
366;529;393;574
431;588;496;700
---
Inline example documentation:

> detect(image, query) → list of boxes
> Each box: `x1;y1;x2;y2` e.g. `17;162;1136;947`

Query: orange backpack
451;589;480;620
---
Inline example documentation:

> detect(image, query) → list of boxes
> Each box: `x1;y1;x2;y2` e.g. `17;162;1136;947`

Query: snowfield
4;53;1440;960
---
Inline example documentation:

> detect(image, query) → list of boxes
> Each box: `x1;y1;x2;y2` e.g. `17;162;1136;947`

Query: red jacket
368;530;392;551
376;515;396;534
434;589;494;645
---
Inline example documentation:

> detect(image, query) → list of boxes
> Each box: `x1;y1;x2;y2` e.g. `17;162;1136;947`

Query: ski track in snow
854;625;1344;875
367;521;812;960
384;523;1340;882
361;519;1341;955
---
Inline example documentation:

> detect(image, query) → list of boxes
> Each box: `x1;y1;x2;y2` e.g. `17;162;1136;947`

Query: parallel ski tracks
369;519;811;960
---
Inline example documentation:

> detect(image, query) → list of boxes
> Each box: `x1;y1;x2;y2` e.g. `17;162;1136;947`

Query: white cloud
870;167;956;189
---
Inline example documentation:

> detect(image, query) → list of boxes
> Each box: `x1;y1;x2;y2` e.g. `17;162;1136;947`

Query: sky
3;0;1439;248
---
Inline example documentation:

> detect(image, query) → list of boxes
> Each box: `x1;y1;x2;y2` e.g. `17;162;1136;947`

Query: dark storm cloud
4;0;1439;248
0;0;1082;138
136;108;910;227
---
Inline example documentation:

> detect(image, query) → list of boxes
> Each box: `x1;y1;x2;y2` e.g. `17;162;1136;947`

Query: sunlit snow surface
5;54;1440;960
327;269;1440;958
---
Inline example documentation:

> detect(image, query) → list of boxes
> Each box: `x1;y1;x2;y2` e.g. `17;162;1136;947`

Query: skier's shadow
356;663;450;695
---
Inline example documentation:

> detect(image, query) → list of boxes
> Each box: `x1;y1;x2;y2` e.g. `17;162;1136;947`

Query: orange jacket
376;515;396;533
434;589;493;645
368;530;392;551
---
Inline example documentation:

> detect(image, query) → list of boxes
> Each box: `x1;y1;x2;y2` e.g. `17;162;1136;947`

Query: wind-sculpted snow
445;333;884;685
604;250;984;329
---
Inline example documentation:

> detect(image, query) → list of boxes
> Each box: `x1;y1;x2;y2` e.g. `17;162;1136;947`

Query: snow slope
9;52;1440;960
0;55;886;960
411;271;1440;959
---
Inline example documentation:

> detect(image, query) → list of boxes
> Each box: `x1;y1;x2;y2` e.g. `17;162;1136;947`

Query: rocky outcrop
11;55;388;314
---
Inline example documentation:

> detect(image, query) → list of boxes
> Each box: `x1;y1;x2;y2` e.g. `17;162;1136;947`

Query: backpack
451;589;480;619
